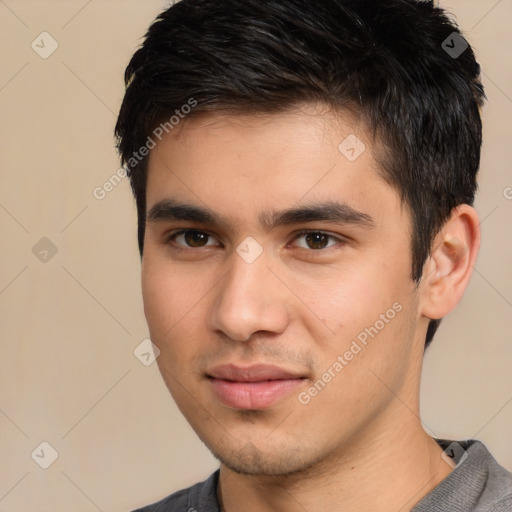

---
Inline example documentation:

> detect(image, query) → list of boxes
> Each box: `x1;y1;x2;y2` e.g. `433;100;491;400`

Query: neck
217;407;452;512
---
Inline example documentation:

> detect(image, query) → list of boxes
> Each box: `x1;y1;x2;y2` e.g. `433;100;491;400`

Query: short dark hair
115;0;485;347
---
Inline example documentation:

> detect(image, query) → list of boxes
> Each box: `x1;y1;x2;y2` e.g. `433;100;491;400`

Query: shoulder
450;439;512;510
483;443;512;512
489;495;512;512
131;470;220;512
413;439;512;512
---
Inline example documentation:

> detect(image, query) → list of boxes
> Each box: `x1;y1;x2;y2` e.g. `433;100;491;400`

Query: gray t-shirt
133;439;512;511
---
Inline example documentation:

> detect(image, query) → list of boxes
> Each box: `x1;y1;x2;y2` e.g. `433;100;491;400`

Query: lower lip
209;378;306;410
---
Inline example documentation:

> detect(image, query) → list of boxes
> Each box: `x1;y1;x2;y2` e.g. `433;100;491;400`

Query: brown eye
184;231;209;247
305;232;330;249
292;231;341;250
170;230;219;248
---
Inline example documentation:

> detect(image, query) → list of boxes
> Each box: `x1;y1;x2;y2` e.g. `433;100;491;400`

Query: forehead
144;104;403;228
166;103;368;158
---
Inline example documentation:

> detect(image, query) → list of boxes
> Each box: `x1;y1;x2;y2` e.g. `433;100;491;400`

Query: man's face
142;104;426;476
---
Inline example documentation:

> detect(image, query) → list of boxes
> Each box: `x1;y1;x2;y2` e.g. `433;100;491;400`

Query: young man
115;0;512;510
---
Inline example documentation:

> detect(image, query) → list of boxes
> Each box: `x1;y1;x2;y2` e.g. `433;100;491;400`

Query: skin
141;103;480;511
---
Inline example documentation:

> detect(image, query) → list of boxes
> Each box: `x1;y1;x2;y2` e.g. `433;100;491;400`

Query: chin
204;437;326;477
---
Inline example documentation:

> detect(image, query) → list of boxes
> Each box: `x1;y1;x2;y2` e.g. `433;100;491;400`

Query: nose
208;250;290;342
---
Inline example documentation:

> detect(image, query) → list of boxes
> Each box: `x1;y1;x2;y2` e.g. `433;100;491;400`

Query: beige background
0;1;511;510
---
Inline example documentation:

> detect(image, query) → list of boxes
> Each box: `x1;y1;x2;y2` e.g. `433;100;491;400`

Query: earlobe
420;205;481;320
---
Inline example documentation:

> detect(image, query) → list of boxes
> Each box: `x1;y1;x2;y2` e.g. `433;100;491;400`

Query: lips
208;364;304;382
207;364;307;410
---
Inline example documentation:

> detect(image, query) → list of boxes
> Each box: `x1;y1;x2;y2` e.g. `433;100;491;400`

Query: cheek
141;254;206;353
292;267;384;337
142;261;210;407
290;256;412;360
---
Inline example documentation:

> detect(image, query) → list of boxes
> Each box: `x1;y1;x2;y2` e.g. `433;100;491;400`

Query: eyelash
164;229;347;253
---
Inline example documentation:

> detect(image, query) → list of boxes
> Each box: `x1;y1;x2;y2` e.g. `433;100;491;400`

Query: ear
420;204;481;320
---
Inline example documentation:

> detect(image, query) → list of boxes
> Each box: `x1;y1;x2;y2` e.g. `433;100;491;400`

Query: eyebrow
146;199;375;230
